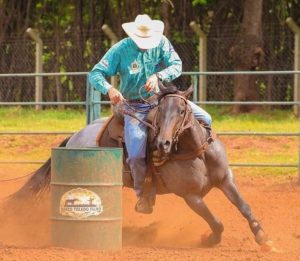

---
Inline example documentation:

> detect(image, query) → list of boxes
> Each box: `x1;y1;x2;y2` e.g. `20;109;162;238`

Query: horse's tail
10;136;70;200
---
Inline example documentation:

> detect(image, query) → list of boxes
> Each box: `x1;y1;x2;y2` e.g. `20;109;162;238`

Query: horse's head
154;83;194;156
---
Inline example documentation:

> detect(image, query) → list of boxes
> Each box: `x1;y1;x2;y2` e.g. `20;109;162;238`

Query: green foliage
172;31;186;43
192;0;209;6
1;0;299;106
285;84;292;101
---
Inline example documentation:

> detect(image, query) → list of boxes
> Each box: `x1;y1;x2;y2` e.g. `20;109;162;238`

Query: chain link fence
173;24;294;102
0;24;295;103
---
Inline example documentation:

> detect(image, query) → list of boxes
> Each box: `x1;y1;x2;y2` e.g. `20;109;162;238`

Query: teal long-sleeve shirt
88;36;182;100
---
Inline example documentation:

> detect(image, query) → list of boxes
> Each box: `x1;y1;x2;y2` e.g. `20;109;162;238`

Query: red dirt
0;171;299;260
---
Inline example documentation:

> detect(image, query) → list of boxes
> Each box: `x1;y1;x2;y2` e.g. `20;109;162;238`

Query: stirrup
205;128;214;144
197;120;215;144
207;132;214;143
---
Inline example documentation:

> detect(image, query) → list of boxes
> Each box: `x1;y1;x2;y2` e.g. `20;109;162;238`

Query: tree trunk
125;0;141;21
230;0;264;112
74;0;85;100
161;1;171;38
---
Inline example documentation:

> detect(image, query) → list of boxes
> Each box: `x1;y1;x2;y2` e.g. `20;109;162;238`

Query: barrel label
59;188;103;219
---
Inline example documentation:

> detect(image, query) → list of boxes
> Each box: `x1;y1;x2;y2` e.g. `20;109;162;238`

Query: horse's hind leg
219;168;268;245
184;194;224;247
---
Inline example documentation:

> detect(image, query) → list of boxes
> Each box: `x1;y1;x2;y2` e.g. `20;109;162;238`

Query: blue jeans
124;103;151;197
187;100;212;126
124;101;211;197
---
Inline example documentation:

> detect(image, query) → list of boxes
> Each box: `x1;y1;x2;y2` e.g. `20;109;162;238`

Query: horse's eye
180;110;185;115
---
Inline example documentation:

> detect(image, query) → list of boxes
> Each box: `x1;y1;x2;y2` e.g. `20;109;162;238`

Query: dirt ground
0;135;299;260
0;170;299;261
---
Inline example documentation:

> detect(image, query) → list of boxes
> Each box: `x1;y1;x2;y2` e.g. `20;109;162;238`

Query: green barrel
51;147;123;250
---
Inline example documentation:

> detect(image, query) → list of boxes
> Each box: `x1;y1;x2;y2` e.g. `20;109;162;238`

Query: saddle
96;114;124;147
95;106;163;194
96;105;157;147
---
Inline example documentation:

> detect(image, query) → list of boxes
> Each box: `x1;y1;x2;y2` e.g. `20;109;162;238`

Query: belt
127;99;148;104
127;95;157;104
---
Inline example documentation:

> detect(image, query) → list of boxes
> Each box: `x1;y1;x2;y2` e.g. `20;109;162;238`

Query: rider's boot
129;158;154;214
134;176;155;214
198;120;215;144
135;196;153;214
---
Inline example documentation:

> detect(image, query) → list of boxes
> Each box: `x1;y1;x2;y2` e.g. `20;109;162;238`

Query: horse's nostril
163;140;171;151
164;140;171;147
158;139;171;152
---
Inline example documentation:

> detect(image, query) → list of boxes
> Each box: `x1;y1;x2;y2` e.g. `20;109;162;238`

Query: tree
0;0;297;105
229;0;264;112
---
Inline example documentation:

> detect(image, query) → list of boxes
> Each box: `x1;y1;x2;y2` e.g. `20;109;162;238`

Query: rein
152;93;213;165
119;86;159;131
121;92;212;163
169;139;209;161
153;94;194;150
121;106;156;131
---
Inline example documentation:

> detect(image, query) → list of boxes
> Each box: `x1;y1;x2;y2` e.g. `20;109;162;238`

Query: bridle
120;92;212;164
153;94;194;150
152;93;213;164
120;93;194;146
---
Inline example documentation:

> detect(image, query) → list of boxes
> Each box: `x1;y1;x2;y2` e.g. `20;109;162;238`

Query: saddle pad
96;115;124;146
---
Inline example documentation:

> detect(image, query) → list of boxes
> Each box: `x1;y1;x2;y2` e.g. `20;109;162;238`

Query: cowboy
89;14;212;214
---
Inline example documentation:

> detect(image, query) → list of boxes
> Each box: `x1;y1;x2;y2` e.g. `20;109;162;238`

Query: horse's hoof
134;197;153;214
200;232;221;247
255;229;268;245
260;240;280;253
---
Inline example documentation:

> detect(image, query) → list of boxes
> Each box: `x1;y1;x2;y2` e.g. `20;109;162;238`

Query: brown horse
87;85;270;248
16;85;273;249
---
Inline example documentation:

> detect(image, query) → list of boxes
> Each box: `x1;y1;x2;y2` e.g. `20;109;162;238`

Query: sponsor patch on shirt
100;59;109;68
129;60;141;74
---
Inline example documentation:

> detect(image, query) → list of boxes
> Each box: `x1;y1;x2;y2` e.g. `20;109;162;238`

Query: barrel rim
52;147;123;152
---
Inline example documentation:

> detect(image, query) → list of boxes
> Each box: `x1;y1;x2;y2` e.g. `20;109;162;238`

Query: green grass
0;107;86;131
232;167;297;178
0;106;298;178
0;106;298;132
207;106;299;132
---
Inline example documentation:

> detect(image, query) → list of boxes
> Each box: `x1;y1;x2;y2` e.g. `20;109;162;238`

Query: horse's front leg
184;193;224;247
219;169;275;250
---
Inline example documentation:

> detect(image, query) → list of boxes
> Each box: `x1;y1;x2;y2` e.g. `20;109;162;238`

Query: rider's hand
145;74;158;93
108;87;124;105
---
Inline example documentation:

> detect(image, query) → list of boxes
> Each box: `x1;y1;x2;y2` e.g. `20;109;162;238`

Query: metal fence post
192;74;198;102
86;76;100;125
26;28;43;111
189;22;207;105
286;17;300;116
86;77;91;125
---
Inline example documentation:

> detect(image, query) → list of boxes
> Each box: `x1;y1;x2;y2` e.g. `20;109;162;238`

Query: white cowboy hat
122;14;164;49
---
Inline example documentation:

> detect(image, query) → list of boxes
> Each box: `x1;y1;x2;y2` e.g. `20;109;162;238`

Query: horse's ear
182;85;194;98
158;80;167;93
158;80;177;94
